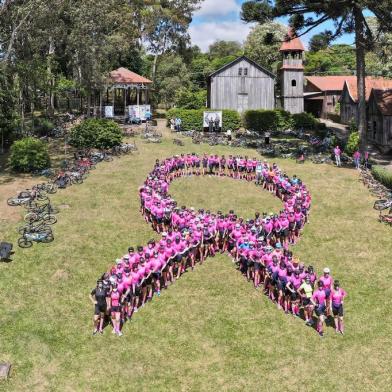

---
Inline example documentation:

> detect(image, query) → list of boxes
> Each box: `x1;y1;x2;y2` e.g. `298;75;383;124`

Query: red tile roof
306;76;356;92
280;28;305;52
345;77;392;102
109;67;152;84
370;89;392;115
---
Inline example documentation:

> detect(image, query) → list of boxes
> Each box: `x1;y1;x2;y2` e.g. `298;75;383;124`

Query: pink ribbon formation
99;153;337;331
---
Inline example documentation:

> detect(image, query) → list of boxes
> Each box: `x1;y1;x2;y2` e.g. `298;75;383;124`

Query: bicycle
373;199;392;211
18;228;54;248
23;210;57;224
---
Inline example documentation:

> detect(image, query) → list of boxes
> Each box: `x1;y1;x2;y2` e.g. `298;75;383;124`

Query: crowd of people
90;154;347;337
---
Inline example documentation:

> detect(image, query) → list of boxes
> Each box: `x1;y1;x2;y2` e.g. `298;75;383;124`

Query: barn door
237;93;248;113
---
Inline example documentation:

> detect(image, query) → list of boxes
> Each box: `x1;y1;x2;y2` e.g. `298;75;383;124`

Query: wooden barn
304;76;356;119
340;77;392;124
207;56;275;113
367;89;392;149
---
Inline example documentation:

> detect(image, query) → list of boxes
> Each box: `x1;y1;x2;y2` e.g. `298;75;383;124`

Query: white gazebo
101;67;153;120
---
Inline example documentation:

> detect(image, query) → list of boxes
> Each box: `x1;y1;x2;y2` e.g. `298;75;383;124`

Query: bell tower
280;29;304;114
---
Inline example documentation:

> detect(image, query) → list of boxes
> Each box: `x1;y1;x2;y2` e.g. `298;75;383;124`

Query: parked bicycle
18;227;54;248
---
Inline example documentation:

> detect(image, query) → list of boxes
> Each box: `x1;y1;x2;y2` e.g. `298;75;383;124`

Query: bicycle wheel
41;233;54;243
104;155;114;162
24;212;39;224
46;183;58;194
18;238;33;248
43;214;57;225
7;197;19;206
373;200;389;211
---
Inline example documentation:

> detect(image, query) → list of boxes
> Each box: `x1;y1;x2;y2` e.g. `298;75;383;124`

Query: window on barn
291;79;297;87
244;68;248;76
238;68;242;76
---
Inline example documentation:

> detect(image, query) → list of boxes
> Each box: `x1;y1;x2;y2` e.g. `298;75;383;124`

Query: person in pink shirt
109;283;122;336
353;150;361;170
334;145;342;167
311;281;328;337
331;280;347;334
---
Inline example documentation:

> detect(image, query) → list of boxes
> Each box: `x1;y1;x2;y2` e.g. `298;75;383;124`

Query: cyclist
90;280;108;335
331;280;347;334
311;281;327;337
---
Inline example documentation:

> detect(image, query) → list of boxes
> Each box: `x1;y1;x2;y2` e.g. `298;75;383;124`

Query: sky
189;0;356;52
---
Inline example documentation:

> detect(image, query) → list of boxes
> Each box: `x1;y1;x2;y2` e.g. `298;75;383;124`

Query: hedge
371;165;392;190
166;108;241;132
243;109;293;133
292;112;319;130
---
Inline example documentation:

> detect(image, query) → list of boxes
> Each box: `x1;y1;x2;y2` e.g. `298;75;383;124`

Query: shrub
32;117;54;136
166;108;240;131
243;109;292;133
275;109;293;131
69;119;122;150
292;112;319;129
9;137;50;172
371;165;392;190
345;131;360;155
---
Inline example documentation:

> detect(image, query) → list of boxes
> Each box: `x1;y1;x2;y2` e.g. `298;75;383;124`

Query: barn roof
306;76;356;92
279;28;305;52
345;77;392;102
108;67;152;84
370;89;392;116
208;56;276;79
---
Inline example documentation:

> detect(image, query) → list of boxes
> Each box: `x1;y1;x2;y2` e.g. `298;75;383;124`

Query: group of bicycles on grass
91;153;347;338
7;146;138;247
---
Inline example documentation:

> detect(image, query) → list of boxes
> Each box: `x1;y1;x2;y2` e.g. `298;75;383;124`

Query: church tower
280;29;304;114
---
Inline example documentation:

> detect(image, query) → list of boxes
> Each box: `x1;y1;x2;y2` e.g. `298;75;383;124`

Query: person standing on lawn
334;145;342;167
353;150;361;170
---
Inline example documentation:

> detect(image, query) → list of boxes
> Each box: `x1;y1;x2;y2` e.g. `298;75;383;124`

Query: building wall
368;96;392;147
281;69;304;114
209;59;275;112
340;87;358;124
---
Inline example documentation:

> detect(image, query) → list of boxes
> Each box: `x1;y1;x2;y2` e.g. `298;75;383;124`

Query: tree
241;0;392;151
244;22;287;72
305;44;356;74
208;40;243;59
175;87;206;109
154;54;191;108
143;0;202;84
309;32;333;52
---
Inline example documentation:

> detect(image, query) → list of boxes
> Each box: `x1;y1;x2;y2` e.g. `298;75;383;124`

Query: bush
345;131;360;155
243;109;293;133
32;117;54;136
292;112;319;130
9;137;50;172
69;119;122;150
371;165;392;190
166;108;240;132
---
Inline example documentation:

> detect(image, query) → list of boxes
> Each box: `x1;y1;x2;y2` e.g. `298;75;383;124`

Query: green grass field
1;127;392;391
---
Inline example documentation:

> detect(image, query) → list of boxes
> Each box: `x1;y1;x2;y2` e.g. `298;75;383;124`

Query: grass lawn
0;124;391;391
